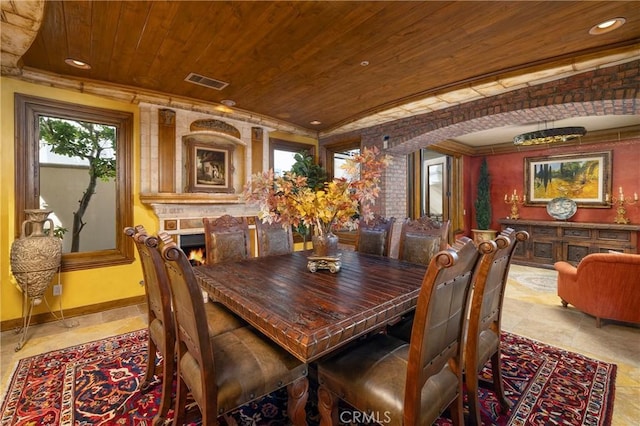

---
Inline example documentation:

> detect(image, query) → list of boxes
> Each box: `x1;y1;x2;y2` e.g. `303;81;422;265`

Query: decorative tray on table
546;197;577;220
307;254;342;273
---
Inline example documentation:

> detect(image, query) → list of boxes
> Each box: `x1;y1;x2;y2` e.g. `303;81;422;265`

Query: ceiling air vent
185;73;229;90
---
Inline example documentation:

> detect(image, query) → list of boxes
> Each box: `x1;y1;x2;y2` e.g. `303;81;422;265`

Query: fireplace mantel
139;192;259;239
140;192;257;222
140;193;242;205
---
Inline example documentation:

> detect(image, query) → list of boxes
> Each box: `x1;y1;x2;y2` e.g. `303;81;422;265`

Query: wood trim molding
14;94;135;271
468;125;640;157
158;109;176;192
0;295;146;332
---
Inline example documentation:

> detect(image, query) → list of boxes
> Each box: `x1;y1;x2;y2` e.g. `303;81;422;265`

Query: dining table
194;249;428;363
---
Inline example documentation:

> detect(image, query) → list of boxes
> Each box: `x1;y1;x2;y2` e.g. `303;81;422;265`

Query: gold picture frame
185;141;235;193
524;151;611;207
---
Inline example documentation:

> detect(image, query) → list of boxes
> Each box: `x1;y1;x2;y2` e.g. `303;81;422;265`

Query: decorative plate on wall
546;197;577;220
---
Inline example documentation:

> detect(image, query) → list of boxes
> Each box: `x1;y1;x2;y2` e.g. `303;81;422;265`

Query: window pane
273;149;298;176
428;164;443;216
333;149;359;179
39;116;117;253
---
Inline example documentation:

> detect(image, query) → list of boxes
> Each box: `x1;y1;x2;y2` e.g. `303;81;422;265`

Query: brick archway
320;61;639;220
341;60;639;155
395;99;637;154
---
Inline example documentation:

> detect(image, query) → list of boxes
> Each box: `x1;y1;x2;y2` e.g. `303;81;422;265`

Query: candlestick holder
606;194;637;224
504;191;525;220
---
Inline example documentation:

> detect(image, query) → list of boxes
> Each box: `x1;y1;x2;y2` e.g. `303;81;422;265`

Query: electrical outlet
53;284;62;296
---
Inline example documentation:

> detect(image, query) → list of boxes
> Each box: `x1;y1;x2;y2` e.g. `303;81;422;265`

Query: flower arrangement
243;146;391;236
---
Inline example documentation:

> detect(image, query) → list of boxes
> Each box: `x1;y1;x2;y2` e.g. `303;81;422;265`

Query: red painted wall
465;139;640;234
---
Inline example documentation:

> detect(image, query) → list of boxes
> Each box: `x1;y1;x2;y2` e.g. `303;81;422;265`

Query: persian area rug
0;329;616;426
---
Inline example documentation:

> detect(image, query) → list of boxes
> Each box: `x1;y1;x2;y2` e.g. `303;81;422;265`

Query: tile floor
1;265;638;424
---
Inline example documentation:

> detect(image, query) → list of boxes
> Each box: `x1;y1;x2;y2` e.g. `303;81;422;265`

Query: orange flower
243;146;391;236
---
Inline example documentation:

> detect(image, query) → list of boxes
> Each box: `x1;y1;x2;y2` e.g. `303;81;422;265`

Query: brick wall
320;60;640;220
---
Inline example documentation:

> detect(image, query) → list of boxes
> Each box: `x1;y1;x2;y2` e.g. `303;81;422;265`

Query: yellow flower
243;146;391;236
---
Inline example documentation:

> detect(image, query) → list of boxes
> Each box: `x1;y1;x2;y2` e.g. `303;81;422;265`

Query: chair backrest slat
124;225;174;349
403;236;495;423
255;218;294;257
469;228;529;356
203;215;251;264
398;217;450;266
355;214;396;256
157;231;219;406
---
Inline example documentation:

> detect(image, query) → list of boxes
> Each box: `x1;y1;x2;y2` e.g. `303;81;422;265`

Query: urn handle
21;217;55;238
44;218;55;237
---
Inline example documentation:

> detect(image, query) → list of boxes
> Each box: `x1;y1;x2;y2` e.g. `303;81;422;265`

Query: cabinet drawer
531;226;556;237
564;243;591;263
532;241;555;261
563;228;590;238
596;229;631;242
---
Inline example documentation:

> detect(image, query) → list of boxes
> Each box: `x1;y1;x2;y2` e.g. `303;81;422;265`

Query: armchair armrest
554;261;579;307
554;261;577;279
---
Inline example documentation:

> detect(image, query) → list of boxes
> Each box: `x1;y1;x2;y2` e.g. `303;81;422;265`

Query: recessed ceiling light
589;17;626;35
220;99;236;107
360;61;369;67
64;58;91;69
310;120;322;125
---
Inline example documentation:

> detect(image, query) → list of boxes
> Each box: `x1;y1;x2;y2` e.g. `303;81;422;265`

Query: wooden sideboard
498;219;640;269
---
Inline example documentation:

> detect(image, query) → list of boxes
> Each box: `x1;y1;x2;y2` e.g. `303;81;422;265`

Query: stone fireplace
138;103;269;247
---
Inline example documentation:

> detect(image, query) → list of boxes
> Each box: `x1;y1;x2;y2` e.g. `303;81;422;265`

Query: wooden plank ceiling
18;1;640;133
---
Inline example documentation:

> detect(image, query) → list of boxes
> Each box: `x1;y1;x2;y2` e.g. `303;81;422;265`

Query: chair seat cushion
317;333;458;426
179;326;307;415
205;301;246;337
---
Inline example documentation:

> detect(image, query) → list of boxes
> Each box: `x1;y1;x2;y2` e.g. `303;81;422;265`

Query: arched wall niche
190;118;242;139
182;131;246;194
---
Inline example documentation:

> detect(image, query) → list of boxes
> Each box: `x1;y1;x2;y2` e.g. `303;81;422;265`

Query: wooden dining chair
464;228;529;425
124;226;175;425
316;236;493;426
155;231;309;426
354;214;396;256
255;218;294;257
124;225;245;425
203;214;251;264
398;216;450;266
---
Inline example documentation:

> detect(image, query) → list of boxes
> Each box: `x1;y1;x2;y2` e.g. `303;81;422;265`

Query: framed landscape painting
524;151;611;207
185;141;235;193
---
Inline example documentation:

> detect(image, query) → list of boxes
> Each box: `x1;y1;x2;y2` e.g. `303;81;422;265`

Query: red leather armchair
554;253;640;327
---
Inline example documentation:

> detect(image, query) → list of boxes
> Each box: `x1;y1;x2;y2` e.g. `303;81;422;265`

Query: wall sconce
382;135;389;150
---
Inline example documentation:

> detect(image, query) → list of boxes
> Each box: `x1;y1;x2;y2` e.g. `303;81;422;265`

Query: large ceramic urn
10;209;63;305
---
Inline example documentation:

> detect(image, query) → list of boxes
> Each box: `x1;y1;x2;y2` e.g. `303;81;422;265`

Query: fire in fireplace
188;248;205;265
180;233;206;266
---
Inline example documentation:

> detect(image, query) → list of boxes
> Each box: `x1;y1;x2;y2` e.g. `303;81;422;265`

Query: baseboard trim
0;295;146;332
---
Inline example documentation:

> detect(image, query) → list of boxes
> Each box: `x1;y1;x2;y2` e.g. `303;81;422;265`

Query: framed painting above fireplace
185;141;235;193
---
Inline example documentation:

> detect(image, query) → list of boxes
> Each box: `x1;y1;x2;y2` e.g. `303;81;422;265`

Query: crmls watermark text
340;410;392;424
